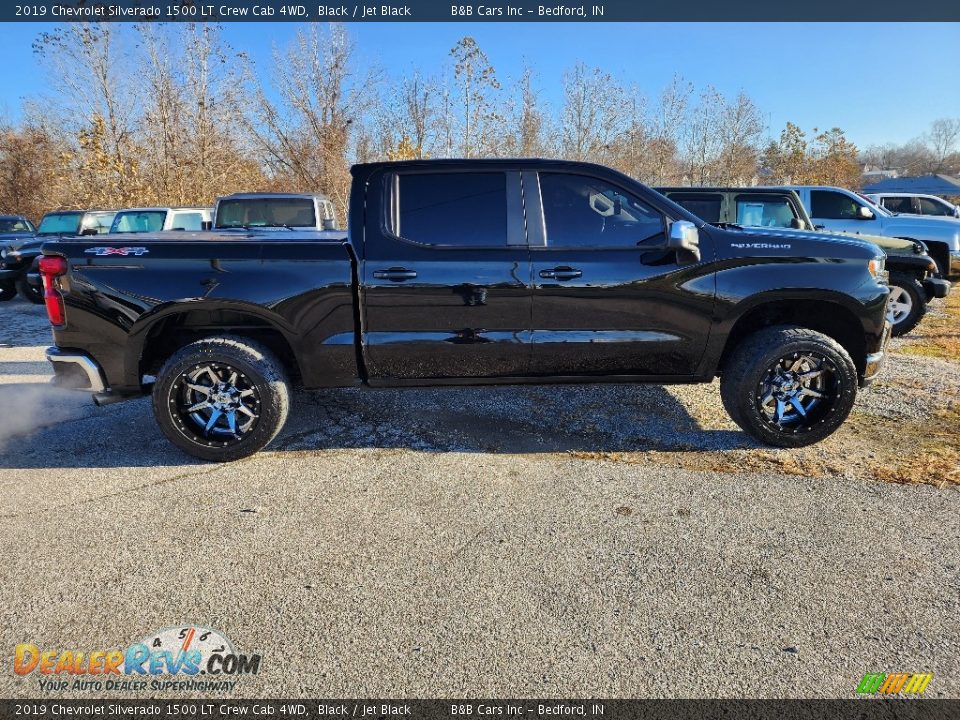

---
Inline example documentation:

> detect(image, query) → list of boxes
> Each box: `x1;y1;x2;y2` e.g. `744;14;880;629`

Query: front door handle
373;267;417;281
539;267;582;280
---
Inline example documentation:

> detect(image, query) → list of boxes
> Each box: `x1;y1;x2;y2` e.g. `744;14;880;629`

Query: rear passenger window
883;197;913;214
665;193;722;224
171;212;204;231
810;190;861;219
395;172;507;246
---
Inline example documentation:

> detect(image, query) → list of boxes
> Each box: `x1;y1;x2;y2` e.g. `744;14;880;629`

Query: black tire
720;325;858;448
0;279;16;301
886;273;926;337
153;336;290;462
16;276;43;304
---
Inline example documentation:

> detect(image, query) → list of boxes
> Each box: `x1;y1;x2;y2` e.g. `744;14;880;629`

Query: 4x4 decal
84;247;150;257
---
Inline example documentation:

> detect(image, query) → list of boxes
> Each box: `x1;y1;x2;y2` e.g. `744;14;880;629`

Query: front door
361;169;532;381
527;171;715;377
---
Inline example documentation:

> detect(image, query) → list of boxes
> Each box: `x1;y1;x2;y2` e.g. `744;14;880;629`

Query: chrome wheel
169;362;261;447
756;351;838;431
887;285;913;325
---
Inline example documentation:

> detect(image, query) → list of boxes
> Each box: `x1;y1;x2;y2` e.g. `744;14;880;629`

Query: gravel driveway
1;298;958;698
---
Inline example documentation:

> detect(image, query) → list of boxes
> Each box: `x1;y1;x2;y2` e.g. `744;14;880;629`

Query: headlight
868;256;885;277
0;248;6;259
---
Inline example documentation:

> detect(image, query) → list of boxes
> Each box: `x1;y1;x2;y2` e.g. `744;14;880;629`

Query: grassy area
900;287;960;361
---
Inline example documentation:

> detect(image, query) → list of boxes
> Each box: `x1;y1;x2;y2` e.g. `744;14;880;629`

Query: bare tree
648;76;691;184
503;66;548;157
927;118;960;173
244;24;375;218
559;62;629;163
450;37;501;157
34;23;141;207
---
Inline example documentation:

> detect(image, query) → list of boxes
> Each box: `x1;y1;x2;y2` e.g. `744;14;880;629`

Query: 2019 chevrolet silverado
657;186;949;336
41;160;891;462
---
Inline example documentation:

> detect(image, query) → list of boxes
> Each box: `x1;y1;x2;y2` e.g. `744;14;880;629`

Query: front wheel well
138;309;301;385
719;300;867;376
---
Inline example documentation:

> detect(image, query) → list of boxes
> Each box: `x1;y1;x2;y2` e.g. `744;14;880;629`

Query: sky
0;21;957;148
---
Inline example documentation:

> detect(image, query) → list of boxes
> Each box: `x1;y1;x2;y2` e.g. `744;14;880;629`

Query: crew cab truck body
657;186;949;336
42;160;891;462
781;185;960;279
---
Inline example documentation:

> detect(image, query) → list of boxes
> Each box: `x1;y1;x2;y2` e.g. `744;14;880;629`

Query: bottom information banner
1;700;959;720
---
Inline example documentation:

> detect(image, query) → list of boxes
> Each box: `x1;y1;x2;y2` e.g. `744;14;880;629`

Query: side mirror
790;218;807;230
201;220;213;231
667;220;701;261
856;205;875;220
322;218;336;230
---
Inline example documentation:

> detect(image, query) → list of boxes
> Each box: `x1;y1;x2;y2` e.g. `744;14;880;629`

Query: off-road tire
720;325;858;448
16;276;43;304
886;272;926;337
0;279;16;301
153;336;290;462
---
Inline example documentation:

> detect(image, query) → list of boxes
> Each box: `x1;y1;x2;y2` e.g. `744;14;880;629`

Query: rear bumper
923;277;951;300
46;347;107;393
861;319;892;388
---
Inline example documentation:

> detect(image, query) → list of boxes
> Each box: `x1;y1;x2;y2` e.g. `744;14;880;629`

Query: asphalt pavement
1;299;958;698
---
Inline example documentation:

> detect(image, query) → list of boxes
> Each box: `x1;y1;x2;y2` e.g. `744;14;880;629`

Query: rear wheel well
720;300;867;376
139;309;301;384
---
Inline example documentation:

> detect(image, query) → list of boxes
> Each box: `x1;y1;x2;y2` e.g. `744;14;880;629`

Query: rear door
360;168;532;381
527;170;715;377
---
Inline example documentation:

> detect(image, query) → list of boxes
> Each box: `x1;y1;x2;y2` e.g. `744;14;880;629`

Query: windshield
37;212;83;235
216;198;315;228
736;196;797;229
0;217;34;233
111;211;167;233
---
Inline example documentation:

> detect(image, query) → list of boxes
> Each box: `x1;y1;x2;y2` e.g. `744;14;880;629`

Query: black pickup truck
41;160;891;461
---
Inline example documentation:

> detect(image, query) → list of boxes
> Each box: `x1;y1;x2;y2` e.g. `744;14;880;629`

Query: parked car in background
657;187;949;336
1;210;116;303
110;207;212;233
42;159;890;461
0;215;37;300
864;192;960;218
779;185;960;279
213;192;338;231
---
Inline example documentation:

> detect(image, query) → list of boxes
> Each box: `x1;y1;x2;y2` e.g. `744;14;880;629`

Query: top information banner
9;0;960;22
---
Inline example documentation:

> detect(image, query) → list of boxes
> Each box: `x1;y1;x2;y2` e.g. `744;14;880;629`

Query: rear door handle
373;268;417;281
539;267;582;280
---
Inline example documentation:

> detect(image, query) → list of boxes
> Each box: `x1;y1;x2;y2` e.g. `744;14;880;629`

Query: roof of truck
218;192;329;201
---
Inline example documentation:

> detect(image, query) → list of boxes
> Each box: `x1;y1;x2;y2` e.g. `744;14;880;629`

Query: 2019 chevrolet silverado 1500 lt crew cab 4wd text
40;160;891;462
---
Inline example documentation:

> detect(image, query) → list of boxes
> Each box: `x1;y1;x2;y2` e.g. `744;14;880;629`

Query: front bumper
0;268;18;281
861;319;892;388
46;347;107;392
923;277;951;300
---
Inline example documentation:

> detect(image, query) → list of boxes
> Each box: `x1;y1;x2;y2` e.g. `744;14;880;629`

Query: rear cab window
112;211;167;233
170;212;205;231
217;199;316;228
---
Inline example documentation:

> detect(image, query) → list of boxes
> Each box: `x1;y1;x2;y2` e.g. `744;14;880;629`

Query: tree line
0;23;957;224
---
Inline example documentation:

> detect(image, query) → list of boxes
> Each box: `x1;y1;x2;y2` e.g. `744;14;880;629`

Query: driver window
810;190;863;219
539;172;664;248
